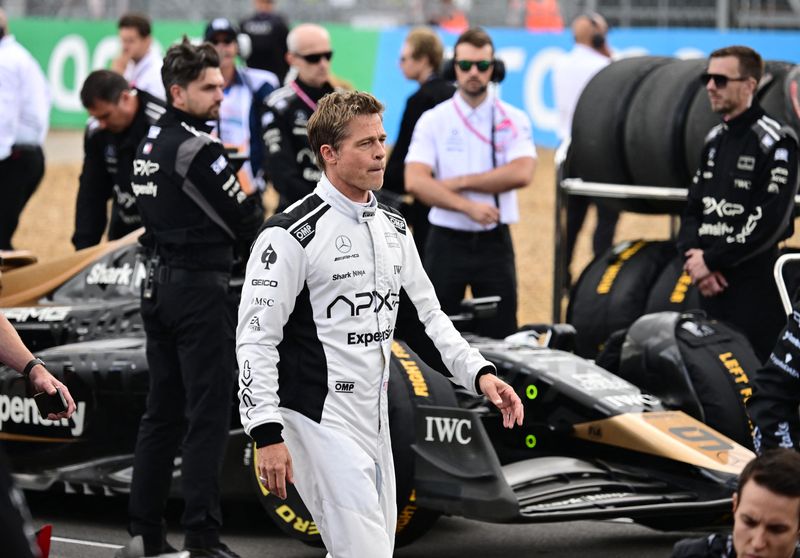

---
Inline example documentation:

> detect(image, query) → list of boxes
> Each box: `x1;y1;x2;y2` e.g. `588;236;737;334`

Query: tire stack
568;239;702;359
566;56;800;214
565;56;799;355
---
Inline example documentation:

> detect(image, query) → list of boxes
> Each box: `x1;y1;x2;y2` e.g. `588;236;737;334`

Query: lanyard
290;81;317;111
452;97;518;151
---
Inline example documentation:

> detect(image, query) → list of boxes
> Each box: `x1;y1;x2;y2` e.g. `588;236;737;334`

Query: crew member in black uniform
677;45;799;362
382;26;455;258
116;39;261;558
671;449;800;558
239;0;289;82
73;70;166;249
262;23;335;211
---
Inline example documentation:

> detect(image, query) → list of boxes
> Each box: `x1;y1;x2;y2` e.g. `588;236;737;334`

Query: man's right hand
256;442;294;500
463;201;500;226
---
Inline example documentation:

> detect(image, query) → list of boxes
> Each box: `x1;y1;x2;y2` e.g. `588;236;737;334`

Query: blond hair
307;91;384;170
405;26;445;70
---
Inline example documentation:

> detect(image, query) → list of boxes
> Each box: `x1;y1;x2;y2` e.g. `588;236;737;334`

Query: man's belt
153;266;229;286
431;224;509;240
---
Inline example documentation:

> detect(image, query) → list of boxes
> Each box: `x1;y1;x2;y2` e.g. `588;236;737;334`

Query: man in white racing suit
236;90;524;557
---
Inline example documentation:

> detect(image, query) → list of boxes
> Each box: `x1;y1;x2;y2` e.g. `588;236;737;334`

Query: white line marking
52;536;122;549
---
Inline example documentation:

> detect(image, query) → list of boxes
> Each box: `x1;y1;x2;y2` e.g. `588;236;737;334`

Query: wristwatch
22;357;45;378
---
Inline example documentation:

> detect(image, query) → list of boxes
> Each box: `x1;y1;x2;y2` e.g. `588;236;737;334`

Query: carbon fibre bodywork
0;237;752;546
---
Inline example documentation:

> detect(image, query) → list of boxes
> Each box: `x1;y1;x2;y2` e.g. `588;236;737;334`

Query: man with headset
405;27;536;338
553;11;618;278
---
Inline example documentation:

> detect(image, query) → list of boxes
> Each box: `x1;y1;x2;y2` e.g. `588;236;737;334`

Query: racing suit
237;175;494;557
672;533;800;557
677;103;799;361
129;105;262;553
749;307;800;453
262;79;334;211
72;89;166;249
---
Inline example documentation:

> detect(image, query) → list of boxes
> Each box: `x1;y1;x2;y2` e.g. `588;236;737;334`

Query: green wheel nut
525;434;537;448
526;384;538;400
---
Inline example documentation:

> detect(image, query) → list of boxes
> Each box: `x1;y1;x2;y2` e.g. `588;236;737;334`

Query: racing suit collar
316;173;378;223
164;105;215;134
723;102;762;131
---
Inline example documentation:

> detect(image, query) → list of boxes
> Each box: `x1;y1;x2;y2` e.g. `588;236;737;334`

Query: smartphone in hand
34;388;68;418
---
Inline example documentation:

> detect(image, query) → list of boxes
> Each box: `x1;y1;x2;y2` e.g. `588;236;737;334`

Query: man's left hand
684;248;711;282
479;374;524;428
29;366;76;420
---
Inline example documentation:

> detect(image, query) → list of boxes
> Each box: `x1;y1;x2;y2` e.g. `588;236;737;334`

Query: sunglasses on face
699;72;749;88
296;51;333;64
456;59;493;72
210;36;235;45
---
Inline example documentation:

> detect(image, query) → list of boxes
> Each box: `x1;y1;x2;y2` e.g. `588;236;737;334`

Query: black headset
585;11;607;50
441;57;506;83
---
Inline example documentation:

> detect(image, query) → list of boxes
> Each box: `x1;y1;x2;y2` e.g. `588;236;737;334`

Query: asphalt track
26;491;713;558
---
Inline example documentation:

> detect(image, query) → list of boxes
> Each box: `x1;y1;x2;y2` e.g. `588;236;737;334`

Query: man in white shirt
205;17;279;195
405;27;536;338
553;12;618;274
0;9;50;250
113;13;165;101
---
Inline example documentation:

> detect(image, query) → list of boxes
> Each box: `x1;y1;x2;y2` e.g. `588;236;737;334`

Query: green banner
10;18;381;128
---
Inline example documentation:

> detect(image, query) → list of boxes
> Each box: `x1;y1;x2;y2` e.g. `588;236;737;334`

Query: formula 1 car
0;233;754;547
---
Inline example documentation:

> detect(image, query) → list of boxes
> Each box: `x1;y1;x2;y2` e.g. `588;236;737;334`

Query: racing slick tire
250;340;456;548
618;311;756;449
786;66;800;134
624;58;707;212
644;257;701;314
683;82;723;179
567;56;671;192
568;239;676;359
757;61;794;127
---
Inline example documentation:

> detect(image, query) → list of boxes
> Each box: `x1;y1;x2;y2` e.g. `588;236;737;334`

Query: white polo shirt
405;91;536;231
124;47;165;101
553;43;610;140
0;35;50;160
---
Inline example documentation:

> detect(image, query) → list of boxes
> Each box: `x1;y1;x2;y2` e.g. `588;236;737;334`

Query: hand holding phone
34;387;69;419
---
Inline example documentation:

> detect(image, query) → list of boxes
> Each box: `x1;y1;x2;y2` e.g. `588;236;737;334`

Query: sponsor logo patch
335;235;352;253
737;155;755;171
261;244;277;270
2;306;72;322
334;380;355;394
142;142;153;155
385;232;400;248
347;327;393;347
87;262;134;285
210;155;227;175
248;316;262;331
0;396;86;437
252;297;275;307
147;125;161;139
775;148;789;162
424;416;472;444
133;159;159;176
132;182;158;197
251;278;279;287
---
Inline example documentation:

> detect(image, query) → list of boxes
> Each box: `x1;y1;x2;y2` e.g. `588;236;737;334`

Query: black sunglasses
296;51;334;64
210;35;236;45
699;72;750;88
456;59;493;72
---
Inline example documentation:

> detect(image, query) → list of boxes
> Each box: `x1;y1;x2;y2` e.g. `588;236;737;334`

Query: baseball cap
204;17;238;42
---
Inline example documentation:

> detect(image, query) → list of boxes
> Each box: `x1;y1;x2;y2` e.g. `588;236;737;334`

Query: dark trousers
130;273;234;551
748;309;800;453
0;147;45;249
424;224;517;338
565;197;620;272
700;254;785;363
0;448;37;558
